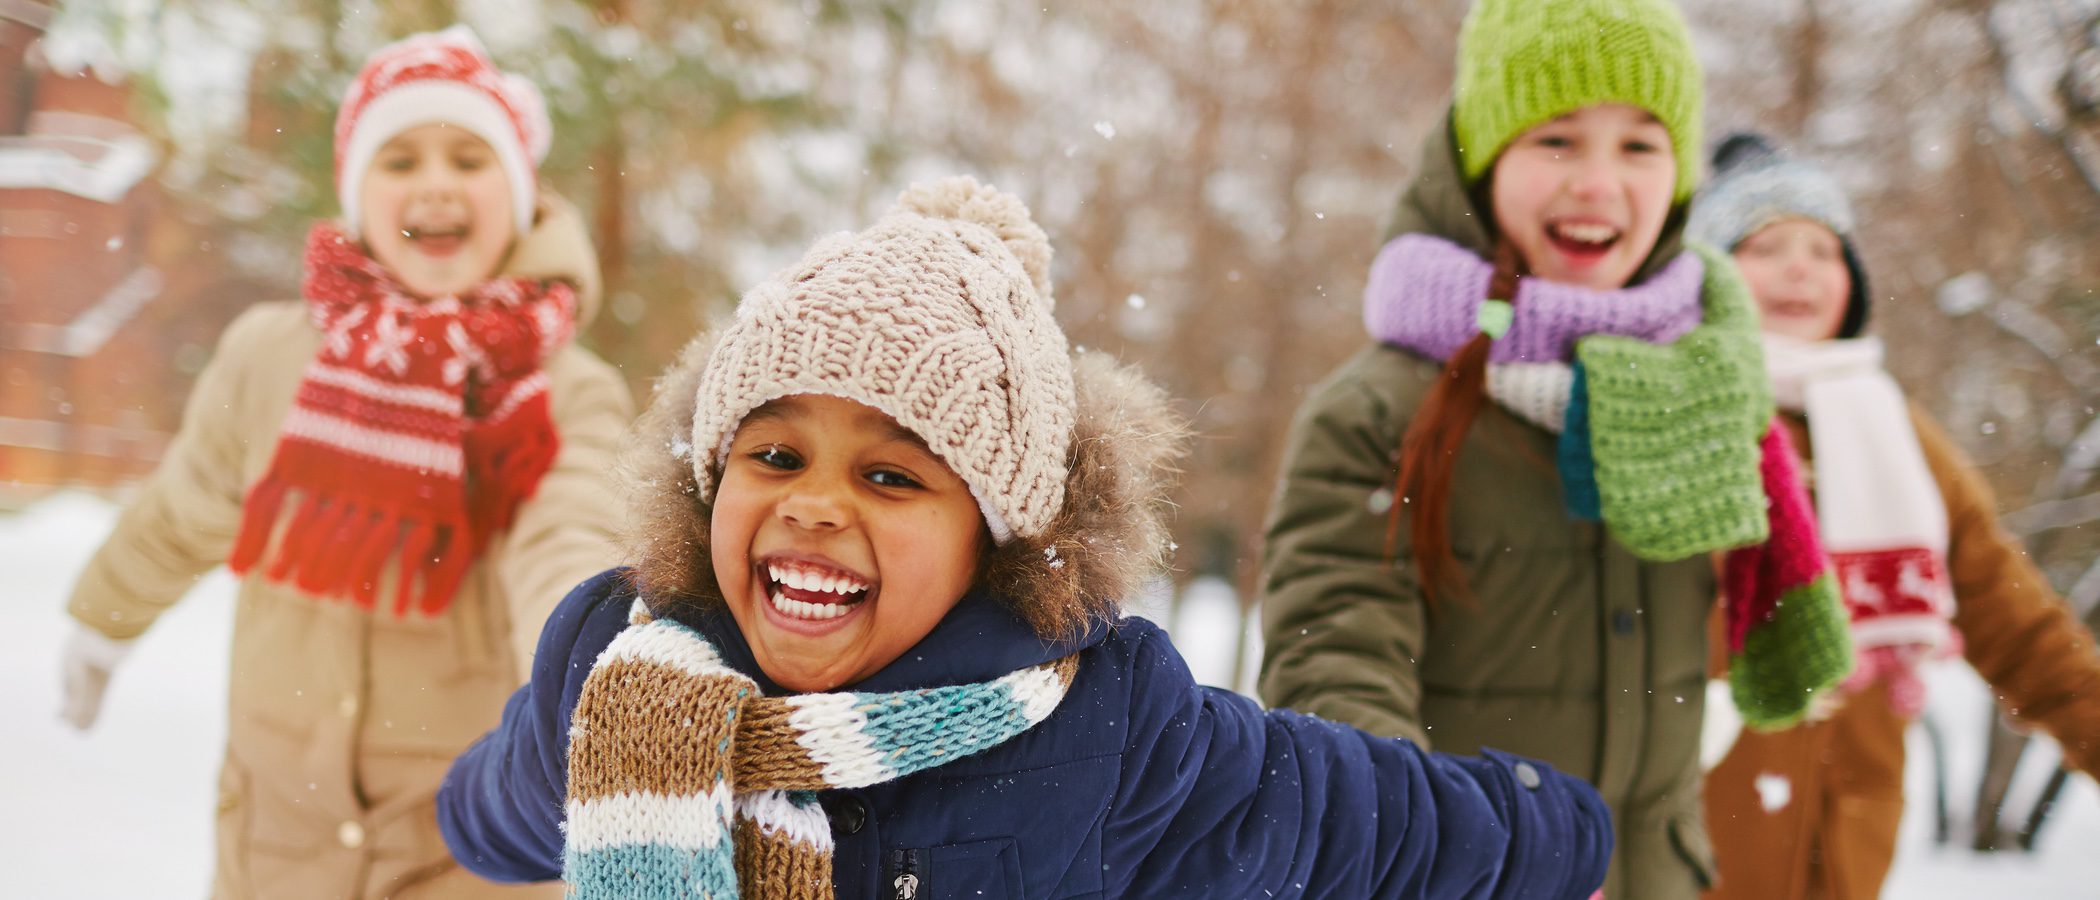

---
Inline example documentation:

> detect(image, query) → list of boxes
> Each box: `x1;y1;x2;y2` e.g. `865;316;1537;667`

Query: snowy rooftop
0;130;156;204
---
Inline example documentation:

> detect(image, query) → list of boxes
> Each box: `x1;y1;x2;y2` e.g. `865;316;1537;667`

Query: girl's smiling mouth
757;554;874;629
403;223;470;257
1544;219;1622;262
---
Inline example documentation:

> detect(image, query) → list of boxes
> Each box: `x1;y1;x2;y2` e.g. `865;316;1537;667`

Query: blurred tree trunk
588;0;628;292
1777;0;1825;137
1237;0;1337;616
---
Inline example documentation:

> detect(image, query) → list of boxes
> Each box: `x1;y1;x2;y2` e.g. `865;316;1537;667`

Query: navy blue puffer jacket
439;570;1611;898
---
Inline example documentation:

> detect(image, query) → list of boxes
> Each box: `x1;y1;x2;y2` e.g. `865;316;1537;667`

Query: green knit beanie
1454;0;1705;201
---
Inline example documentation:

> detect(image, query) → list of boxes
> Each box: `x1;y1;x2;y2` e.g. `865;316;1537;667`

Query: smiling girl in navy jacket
437;177;1611;899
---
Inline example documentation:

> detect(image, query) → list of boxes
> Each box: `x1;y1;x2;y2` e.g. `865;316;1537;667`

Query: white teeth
765;562;868;595
1554;222;1618;244
761;561;872;625
768;586;858;621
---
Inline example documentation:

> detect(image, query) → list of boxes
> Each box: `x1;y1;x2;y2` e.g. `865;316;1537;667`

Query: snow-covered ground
3;492;233;898
6;491;2097;898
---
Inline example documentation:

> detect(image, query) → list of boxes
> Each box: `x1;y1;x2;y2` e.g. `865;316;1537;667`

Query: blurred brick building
1;2;172;498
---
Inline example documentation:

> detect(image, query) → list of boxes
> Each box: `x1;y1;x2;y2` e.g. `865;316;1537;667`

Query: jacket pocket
1667;812;1718;890
892;838;1024;900
213;757;253;896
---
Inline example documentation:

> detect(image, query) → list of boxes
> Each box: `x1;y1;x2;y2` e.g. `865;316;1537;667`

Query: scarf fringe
228;478;478;616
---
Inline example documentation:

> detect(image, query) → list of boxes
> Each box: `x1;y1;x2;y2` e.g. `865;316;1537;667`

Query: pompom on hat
1453;0;1706;201
689;176;1076;545
333;25;551;236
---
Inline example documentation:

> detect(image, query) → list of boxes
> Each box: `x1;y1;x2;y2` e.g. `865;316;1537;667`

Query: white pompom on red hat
333;25;550;237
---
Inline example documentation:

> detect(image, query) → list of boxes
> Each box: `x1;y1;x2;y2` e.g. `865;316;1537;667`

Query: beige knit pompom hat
689;176;1075;544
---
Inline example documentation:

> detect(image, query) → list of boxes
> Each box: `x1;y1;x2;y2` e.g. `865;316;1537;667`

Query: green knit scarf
1575;242;1777;560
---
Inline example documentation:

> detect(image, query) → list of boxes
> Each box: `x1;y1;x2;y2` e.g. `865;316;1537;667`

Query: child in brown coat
1693;132;2100;900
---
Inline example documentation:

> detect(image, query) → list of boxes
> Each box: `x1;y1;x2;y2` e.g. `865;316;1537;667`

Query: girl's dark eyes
751;446;803;470
745;446;920;489
867;469;922;489
1624;140;1662;154
453;154;490;171
380;156;416;172
1535;135;1574;148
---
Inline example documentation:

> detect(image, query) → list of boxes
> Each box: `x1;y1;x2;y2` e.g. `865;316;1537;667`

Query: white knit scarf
1764;335;1958;712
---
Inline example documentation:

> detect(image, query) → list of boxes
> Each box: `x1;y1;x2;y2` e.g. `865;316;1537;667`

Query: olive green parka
1260;116;1718;899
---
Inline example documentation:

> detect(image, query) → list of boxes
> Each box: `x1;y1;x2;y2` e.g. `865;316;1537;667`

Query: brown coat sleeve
1914;406;2100;776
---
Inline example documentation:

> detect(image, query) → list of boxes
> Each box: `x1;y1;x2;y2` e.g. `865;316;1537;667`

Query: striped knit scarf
1765;335;1956;717
564;601;1080;899
228;223;575;616
1364;234;1852;727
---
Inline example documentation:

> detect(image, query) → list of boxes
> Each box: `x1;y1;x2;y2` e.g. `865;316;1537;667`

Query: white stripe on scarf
1763;334;1956;646
564;784;736;853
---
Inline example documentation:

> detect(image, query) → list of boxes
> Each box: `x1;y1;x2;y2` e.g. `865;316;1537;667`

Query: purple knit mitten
1363;234;1705;364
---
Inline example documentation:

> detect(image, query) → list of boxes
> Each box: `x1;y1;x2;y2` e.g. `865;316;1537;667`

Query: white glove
1699;679;1743;771
59;625;136;731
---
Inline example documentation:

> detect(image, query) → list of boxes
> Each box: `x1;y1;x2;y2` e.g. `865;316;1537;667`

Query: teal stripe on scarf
1558;362;1601;521
863;677;1040;773
566;841;740;900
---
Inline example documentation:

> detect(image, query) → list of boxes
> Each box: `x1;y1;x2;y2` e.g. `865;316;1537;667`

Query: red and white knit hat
334;25;550;236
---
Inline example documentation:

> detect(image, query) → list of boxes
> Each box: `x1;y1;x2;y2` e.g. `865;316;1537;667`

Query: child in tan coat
57;26;632;898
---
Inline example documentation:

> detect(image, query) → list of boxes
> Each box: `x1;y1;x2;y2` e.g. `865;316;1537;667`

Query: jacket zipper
891;848;921;900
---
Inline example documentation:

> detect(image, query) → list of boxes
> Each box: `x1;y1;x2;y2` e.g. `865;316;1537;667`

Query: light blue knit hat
1690;133;1870;337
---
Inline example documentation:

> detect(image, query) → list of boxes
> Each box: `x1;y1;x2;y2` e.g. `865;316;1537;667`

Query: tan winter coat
66;196;634;899
1702;406;2100;900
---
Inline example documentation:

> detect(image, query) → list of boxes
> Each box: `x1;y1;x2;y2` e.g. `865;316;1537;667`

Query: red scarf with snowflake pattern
228;223;575;616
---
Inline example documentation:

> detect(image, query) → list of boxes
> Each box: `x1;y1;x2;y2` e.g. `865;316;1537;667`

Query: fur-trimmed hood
619;321;1187;640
